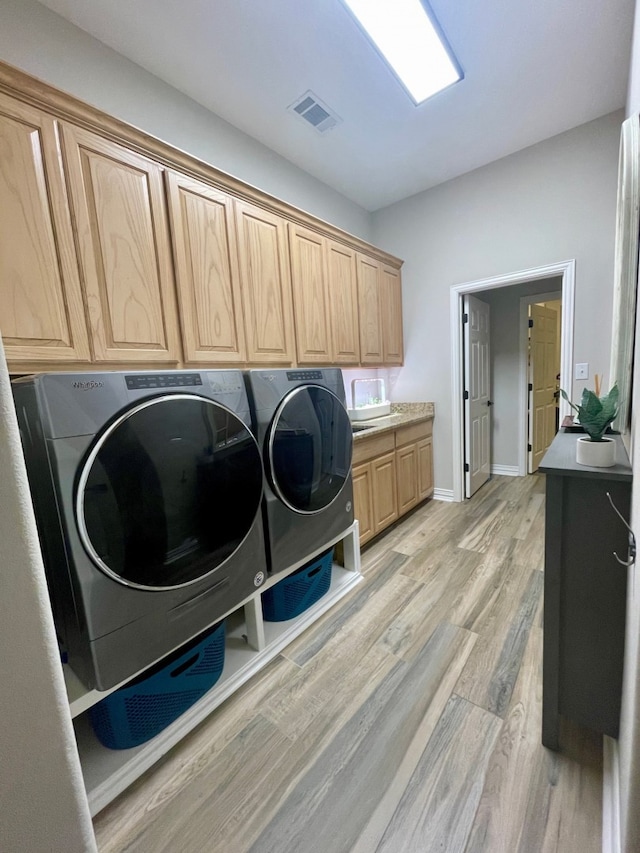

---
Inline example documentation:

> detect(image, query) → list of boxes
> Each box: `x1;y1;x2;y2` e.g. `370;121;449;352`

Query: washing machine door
76;394;263;589
267;384;353;515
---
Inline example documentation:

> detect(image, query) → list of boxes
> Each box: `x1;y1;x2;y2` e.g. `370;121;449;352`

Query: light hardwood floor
93;474;602;853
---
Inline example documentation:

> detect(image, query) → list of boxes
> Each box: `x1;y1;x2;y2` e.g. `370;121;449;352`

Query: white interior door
464;294;491;497
528;303;559;472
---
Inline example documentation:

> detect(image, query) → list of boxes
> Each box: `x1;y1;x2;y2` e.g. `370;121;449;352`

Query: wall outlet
575;363;589;380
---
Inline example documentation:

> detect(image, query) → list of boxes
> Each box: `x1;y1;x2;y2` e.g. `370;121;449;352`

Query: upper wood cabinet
234;199;295;364
165;171;246;363
356;253;383;364
0;67;404;373
326;240;360;364
381;264;404;365
61;124;180;364
288;225;361;365
356;254;404;366
0;95;90;365
288;223;332;364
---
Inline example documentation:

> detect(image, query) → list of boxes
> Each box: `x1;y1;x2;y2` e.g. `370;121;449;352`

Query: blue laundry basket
90;620;225;749
262;549;333;622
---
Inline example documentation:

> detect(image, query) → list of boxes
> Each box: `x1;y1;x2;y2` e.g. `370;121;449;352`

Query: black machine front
79;395;263;589
245;368;354;576
267;385;353;515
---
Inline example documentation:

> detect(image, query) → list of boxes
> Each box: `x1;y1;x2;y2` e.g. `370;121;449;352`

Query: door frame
521;291;562;475
450;260;575;502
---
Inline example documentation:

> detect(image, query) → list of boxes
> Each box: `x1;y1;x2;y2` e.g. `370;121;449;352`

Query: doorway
450;261;575;502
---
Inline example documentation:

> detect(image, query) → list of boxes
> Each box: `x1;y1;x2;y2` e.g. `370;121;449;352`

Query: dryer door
76;394;263;589
267;384;353;514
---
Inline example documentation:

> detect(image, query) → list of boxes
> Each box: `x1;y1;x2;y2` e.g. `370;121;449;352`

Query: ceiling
37;0;636;211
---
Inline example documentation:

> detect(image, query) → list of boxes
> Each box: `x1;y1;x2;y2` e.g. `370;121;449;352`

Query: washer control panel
125;373;203;390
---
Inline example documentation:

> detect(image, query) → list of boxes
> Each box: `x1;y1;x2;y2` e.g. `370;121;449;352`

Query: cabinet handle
606;491;637;567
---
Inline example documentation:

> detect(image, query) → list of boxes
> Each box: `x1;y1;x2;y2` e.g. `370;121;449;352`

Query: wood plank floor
93;474;603;853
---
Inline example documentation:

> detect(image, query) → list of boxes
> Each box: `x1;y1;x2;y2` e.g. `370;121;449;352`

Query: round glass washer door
76;394;263;590
267;384;353;515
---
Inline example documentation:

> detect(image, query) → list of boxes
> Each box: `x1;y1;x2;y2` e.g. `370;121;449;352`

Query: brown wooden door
288;223;332;364
417;437;434;501
372;450;398;533
0;96;90;367
234;199;295;364
356;254;383;364
396;442;418;514
352;461;374;545
381;264;404;365
62;124;180;364
165;171;245;363
529;303;559;472
327;240;360;364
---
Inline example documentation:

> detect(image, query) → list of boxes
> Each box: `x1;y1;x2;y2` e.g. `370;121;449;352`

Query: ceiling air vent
288;91;342;134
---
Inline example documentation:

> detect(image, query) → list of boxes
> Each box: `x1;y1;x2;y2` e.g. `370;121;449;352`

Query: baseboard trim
433;488;455;502
603;735;621;853
491;465;520;477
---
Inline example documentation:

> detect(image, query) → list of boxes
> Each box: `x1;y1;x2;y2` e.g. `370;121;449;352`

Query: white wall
0;335;96;852
480;278;562;470
0;0;371;241
372;111;622;491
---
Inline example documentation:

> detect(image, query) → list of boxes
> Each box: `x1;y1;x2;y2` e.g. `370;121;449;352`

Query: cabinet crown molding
0;60;402;268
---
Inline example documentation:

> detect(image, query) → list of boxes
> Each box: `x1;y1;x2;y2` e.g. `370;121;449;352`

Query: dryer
13;370;267;690
245;369;354;575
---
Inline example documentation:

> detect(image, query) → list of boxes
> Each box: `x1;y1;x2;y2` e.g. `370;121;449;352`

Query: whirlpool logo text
72;381;105;391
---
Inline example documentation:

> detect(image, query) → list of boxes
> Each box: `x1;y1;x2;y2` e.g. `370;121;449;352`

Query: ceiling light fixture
341;0;462;105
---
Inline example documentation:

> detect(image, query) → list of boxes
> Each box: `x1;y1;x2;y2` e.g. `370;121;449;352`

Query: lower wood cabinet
372;451;399;533
396;442;418;514
352;419;433;546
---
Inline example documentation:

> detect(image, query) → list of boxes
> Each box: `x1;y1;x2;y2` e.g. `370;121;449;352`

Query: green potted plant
560;379;619;467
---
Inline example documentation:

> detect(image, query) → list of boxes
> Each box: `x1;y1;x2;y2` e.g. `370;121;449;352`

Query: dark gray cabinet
540;432;631;749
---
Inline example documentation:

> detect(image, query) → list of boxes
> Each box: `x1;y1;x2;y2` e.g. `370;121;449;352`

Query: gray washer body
244;368;354;575
12;370;267;690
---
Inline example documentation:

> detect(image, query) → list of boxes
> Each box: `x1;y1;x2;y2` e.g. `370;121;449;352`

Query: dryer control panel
286;370;323;381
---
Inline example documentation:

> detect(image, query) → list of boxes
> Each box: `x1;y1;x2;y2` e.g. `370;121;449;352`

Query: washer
245;369;354;575
12;370;267;690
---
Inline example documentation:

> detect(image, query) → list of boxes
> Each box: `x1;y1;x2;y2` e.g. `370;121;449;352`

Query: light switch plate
575;363;589;380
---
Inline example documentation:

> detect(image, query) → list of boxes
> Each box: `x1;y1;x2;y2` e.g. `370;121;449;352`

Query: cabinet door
62;124;180;363
352;462;375;545
397;442;419;514
381;264;404;365
356;254;383;364
418;437;434;501
288;223;332;363
327;240;360;364
165;171;245;363
0;96;90;365
372;450;398;533
235;200;295;364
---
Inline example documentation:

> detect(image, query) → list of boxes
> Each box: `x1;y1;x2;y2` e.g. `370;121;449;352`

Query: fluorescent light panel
343;0;461;104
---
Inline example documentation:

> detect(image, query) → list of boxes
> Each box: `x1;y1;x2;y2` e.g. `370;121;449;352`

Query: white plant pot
576;436;616;467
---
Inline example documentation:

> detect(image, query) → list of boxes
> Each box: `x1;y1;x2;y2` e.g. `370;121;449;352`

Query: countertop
539;431;632;481
351;402;434;441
